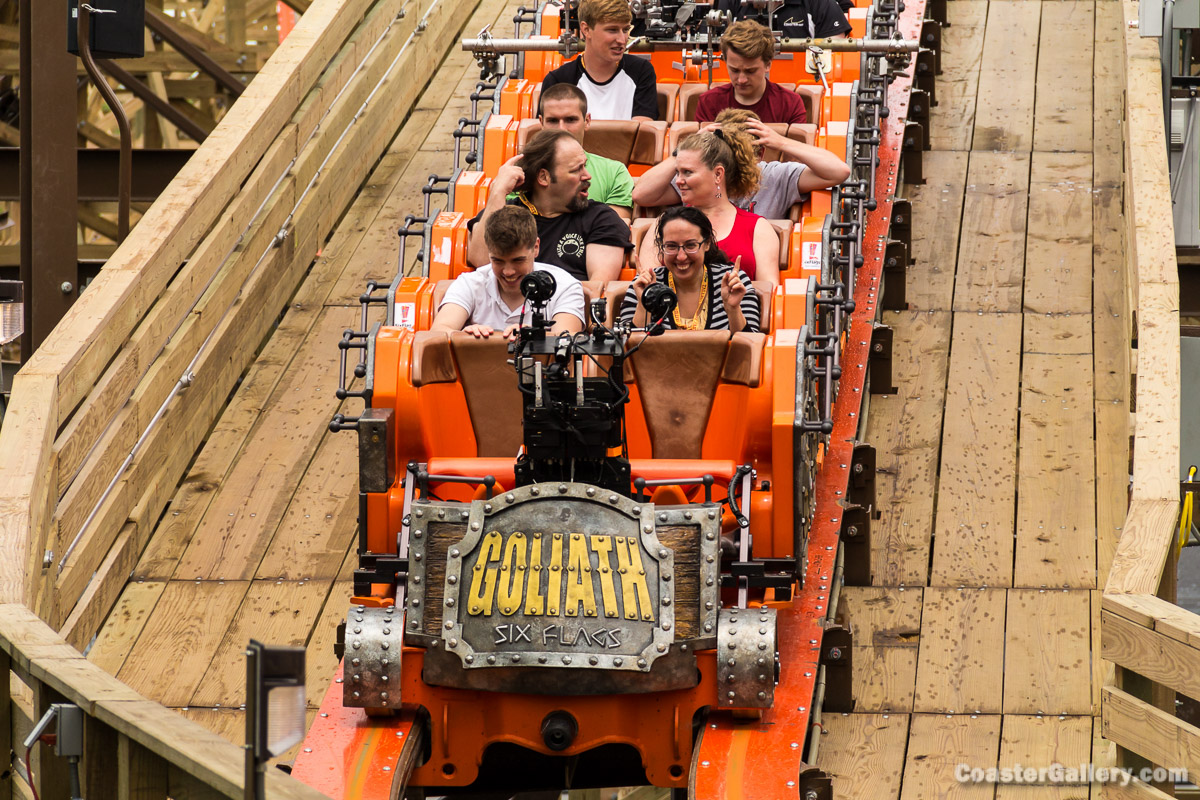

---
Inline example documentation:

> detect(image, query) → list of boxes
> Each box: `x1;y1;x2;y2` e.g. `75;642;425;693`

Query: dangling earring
715;182;722;200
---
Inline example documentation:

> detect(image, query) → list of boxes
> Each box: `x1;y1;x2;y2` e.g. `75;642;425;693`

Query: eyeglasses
660;240;704;255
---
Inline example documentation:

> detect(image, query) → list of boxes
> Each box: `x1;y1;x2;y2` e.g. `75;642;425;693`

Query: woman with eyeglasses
633;127;780;290
619;206;760;333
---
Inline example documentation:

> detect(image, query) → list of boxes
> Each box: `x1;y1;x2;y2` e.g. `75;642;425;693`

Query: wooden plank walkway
82;0;522;755
820;0;1127;796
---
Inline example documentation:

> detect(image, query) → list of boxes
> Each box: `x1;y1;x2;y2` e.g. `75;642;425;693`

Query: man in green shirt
534;83;635;220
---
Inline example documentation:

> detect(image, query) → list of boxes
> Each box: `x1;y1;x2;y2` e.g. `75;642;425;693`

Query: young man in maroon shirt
695;20;807;125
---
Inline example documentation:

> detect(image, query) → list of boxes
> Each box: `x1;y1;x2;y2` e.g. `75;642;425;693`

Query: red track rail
691;2;925;796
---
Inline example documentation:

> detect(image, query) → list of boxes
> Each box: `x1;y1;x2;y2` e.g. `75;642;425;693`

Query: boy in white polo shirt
432;205;586;339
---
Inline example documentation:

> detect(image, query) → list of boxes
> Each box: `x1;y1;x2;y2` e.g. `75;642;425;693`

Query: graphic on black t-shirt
557;233;586;261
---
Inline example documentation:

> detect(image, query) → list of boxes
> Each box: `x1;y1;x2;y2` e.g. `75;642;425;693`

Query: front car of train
290;0;934;794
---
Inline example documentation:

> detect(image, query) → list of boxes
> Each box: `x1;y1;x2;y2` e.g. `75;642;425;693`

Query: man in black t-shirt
721;0;851;39
466;129;631;281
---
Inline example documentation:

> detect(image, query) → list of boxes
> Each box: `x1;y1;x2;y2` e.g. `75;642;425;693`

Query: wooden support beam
1102;685;1200;781
1102;608;1200;701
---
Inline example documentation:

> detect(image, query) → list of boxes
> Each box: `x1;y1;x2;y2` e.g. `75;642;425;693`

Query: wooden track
81;0;529;755
0;0;1187;794
819;1;1132;796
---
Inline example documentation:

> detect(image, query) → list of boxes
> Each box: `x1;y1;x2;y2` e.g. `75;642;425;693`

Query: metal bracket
358;408;395;494
353;552;408;597
848;443;877;512
716;607;778;708
902;121;925;185
839;505;872;587
921;19;943;74
797;765;834;800
889;197;912;251
908;88;930;128
342;605;403;709
928;0;947;26
868;325;897;395
914;49;937;105
882;239;909;312
819;624;854;713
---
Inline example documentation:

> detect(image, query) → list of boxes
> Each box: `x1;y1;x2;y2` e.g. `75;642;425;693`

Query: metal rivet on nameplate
531;486;540;496
506;493;515;503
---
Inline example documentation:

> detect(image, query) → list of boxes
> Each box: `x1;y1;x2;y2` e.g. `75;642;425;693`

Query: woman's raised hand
632;263;657;301
721;257;746;309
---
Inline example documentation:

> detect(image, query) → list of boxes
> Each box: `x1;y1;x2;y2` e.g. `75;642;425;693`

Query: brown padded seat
626;330;732;459
516;119;665;169
767;220;792;273
794;85;823;126
411;332;523;456
449;335;524;457
751;281;774;332
721;332;766;386
411;331;458;386
432;279;455;310
657;83;679;122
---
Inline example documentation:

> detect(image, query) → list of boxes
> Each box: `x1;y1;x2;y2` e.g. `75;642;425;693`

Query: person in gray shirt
633;108;850;219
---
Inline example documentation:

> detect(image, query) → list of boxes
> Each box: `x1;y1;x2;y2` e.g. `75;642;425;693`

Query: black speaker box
67;0;146;60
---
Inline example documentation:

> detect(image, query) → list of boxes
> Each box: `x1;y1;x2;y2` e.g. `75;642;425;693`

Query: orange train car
291;0;929;794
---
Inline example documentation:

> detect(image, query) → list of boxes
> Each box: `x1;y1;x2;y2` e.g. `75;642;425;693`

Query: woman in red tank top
634;128;779;287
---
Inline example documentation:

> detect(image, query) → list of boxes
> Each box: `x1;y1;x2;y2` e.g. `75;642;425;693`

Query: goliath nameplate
442;484;676;672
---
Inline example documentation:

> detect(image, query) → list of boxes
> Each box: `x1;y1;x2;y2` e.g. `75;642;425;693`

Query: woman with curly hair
634;126;780;288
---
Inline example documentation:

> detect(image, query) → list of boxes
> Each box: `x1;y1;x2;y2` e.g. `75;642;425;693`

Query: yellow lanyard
667;269;709;330
514;193;539;216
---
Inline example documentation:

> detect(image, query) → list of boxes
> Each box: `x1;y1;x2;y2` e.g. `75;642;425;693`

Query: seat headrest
412;331;457;386
721;332;767;386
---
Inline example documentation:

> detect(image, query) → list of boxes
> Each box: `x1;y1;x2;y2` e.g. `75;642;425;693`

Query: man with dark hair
466;129;630;282
696;19;807;124
433;205;585;339
719;0;851;40
540;0;658;120
534;83;634;220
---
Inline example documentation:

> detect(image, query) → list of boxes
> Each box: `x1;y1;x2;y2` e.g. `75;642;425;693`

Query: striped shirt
618;262;760;332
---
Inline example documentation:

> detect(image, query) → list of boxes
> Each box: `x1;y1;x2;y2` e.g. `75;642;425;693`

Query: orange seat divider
789;217;824;281
483;114;517;175
392;276;432;330
848;8;868;37
427;212;467;282
831;51;860;83
774;277;812;331
823;121;848;161
539;6;560;36
499;79;527;117
453;171;487;216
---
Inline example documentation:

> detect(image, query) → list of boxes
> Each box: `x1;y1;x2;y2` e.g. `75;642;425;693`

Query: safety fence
1099;2;1189;799
0;604;330;799
0;0;471;638
0;0;477;793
